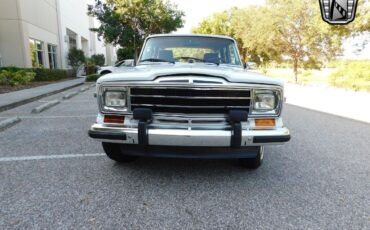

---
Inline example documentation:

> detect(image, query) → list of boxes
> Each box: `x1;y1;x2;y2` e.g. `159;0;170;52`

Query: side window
219;47;226;64
48;44;58;69
228;44;238;65
29;39;44;67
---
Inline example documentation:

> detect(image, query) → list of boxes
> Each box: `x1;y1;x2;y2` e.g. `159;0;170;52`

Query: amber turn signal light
255;119;276;127
104;115;125;124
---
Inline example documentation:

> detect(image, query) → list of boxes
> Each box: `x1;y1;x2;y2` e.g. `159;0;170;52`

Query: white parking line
0;153;105;162
0;115;96;119
38;100;92;103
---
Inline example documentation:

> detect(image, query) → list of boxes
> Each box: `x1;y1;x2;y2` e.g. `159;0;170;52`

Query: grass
257;60;370;92
85;74;101;82
259;68;332;86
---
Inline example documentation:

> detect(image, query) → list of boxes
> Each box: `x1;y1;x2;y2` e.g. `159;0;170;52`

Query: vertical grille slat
130;87;251;115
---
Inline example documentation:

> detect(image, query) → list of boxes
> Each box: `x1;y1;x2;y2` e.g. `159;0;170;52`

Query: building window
69;36;77;49
29;39;44;67
48;44;58;69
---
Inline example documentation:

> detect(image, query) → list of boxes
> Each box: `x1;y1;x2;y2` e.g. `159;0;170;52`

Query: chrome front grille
129;87;251;115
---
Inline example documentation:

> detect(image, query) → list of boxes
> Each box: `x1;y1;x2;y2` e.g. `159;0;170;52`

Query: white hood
97;63;283;87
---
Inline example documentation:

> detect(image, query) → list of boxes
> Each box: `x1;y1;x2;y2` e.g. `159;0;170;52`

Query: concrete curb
0;117;21;131
0;81;83;113
79;86;89;92
31;100;60;113
63;91;79;100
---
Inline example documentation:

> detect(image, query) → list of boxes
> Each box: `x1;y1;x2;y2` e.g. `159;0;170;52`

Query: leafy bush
68;48;85;75
85;65;97;75
0;67;69;82
0;69;35;86
90;54;105;66
329;60;370;91
66;69;75;78
85;74;101;82
68;48;85;67
301;70;312;77
0;66;23;72
326;59;345;68
32;68;68;81
13;70;35;84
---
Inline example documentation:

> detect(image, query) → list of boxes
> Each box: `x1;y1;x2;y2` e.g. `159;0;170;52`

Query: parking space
0;86;369;229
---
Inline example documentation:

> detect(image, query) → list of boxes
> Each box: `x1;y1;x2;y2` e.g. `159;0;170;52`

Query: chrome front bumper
89;123;290;147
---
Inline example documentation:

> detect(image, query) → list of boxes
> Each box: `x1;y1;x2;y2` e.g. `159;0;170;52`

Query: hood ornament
319;0;358;25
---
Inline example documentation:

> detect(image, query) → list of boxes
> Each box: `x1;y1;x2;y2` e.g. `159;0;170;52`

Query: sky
169;0;266;34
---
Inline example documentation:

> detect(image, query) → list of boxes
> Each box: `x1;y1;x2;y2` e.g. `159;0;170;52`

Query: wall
0;0;26;67
57;0;91;68
0;0;117;69
0;0;60;68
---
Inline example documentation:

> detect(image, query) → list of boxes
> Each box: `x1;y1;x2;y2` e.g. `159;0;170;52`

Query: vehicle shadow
109;156;270;180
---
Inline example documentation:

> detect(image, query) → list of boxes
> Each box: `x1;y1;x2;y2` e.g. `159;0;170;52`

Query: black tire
100;71;111;75
102;142;137;163
239;146;264;169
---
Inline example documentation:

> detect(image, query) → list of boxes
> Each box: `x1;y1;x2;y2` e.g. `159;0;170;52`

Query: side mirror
243;62;249;69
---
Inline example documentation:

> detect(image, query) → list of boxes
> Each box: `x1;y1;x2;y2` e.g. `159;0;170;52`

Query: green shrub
68;48;85;76
326;59;345;68
13;70;35;84
0;69;35;86
0;67;69;82
90;54;105;66
329;60;370;91
86;74;101;82
301;70;312;77
0;71;8;85
66;69;75;78
85;65;97;75
0;66;24;72
32;68;68;81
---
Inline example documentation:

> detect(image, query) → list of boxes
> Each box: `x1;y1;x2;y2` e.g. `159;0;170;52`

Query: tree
68;48;85;76
261;0;352;82
88;0;184;60
192;8;250;62
91;54;105;66
347;0;370;32
117;47;134;61
193;0;369;82
232;6;278;65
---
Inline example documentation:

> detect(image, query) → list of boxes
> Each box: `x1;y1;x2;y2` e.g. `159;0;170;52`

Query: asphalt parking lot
0;85;369;229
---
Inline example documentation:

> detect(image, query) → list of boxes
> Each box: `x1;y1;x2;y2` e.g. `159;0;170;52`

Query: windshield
114;59;134;67
139;36;242;67
114;60;125;67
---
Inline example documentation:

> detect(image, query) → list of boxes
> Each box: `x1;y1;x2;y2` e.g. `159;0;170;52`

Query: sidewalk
284;83;370;123
0;78;85;112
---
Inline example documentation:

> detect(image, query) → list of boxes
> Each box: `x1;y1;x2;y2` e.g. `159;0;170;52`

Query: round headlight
104;91;126;107
253;91;277;111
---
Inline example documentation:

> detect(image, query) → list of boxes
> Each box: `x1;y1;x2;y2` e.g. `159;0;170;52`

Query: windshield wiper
204;62;220;66
140;58;175;64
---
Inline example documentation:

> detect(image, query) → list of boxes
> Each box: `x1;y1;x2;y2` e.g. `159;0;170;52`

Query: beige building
0;0;117;69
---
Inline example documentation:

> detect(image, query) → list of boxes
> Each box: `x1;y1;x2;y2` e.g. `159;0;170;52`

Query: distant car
97;59;134;75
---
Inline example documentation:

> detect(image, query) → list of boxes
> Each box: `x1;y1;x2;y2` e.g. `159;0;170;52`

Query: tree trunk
242;49;247;62
133;33;137;66
293;59;298;83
